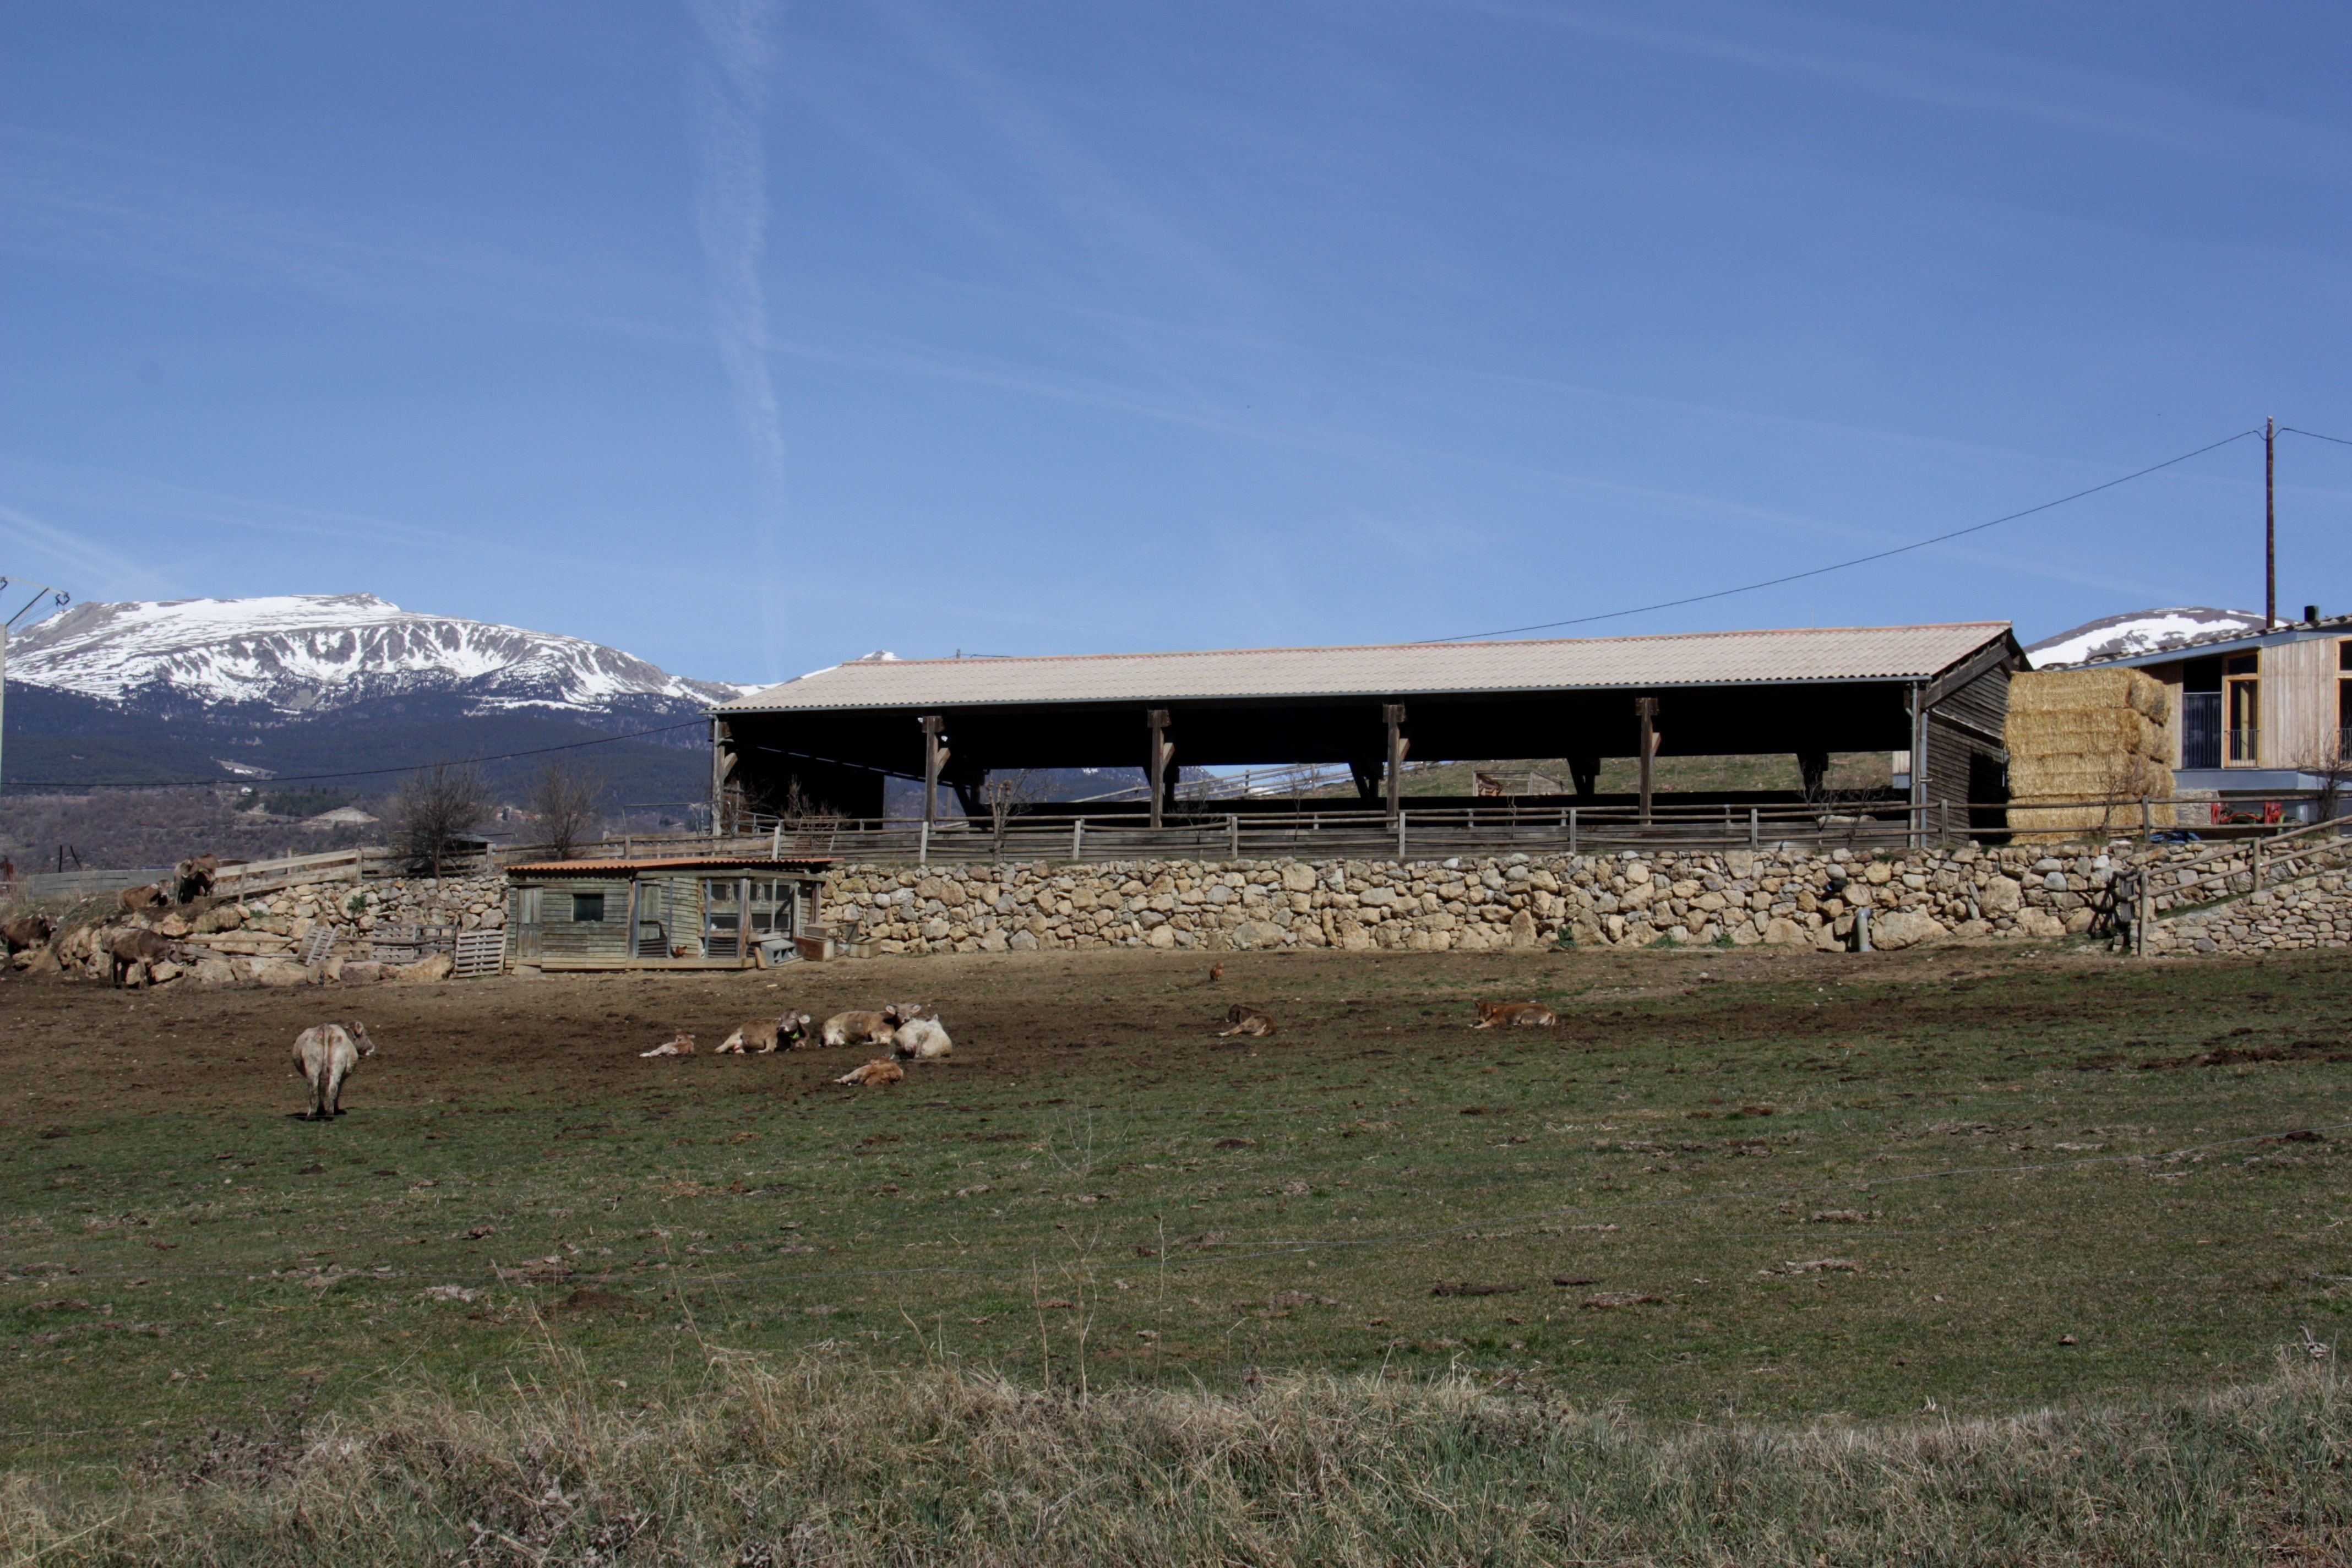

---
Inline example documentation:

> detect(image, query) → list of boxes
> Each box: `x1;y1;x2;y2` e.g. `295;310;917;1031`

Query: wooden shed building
709;622;2025;831
504;855;831;971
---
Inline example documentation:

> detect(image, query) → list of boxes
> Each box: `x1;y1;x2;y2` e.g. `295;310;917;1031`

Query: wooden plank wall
2264;638;2345;770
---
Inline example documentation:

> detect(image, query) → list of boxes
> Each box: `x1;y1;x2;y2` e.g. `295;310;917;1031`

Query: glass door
2224;654;2260;764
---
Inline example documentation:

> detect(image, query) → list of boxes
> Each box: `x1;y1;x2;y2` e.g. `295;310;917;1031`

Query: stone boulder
1867;910;1945;951
2013;909;2068;941
1979;875;2023;914
397;952;456;983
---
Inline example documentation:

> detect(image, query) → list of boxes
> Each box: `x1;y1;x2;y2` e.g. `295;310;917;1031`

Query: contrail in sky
685;0;786;676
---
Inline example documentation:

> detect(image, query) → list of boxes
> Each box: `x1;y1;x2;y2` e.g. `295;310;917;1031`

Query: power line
3;717;706;792
1417;428;2262;644
2280;426;2352;449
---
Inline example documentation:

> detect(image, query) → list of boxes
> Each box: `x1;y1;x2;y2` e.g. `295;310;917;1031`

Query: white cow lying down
892;1014;952;1060
292;1021;376;1120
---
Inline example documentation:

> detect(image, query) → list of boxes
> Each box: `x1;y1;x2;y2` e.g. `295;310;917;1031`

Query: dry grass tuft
7;1348;2352;1565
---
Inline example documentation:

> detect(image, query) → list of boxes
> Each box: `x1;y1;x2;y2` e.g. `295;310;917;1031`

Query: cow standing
107;928;177;988
2;914;53;956
292;1021;377;1119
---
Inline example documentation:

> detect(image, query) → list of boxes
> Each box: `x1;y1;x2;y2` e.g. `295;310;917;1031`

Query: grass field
7;935;2352;1489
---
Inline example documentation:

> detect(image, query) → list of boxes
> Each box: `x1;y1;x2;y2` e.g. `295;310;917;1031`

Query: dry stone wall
820;844;2134;956
25;873;505;988
2144;870;2352;955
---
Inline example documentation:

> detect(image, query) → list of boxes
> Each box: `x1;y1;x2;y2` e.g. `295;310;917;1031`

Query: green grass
4;941;2351;1480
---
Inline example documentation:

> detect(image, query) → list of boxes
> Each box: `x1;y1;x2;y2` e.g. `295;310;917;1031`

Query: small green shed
504;854;833;970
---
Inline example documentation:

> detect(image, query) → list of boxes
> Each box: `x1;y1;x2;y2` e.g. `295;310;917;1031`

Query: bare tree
527;759;604;860
983;769;1042;856
393;763;492;877
2299;735;2352;826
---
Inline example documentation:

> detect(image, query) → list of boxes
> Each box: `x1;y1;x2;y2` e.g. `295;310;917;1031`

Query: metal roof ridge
783;620;2015;670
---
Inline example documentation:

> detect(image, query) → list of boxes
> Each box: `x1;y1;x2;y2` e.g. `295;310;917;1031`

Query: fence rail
534;794;2350;869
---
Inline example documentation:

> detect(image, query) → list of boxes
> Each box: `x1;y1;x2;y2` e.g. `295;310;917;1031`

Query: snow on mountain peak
4;594;746;715
2026;607;2267;668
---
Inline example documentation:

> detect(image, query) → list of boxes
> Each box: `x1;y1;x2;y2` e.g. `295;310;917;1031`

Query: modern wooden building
709;622;2024;830
2043;612;2352;811
504;854;831;970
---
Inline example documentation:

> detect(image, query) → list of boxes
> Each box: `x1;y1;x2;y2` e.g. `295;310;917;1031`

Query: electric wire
1417;428;2262;644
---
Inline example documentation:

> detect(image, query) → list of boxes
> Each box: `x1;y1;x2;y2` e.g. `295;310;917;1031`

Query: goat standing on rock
293;1021;375;1120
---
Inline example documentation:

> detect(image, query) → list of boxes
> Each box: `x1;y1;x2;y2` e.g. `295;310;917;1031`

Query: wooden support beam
1146;709;1173;829
1384;704;1409;824
1797;749;1828;802
920;715;947;832
1635;697;1659;825
1569;753;1599;799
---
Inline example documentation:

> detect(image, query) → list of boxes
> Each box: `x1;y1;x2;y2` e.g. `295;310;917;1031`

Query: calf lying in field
836;1058;905;1087
891;1015;952;1060
1217;1005;1277;1038
1472;1000;1559;1028
1;914;53;955
821;1005;909;1048
714;1012;815;1054
292;1021;375;1119
107;928;178;988
639;1031;696;1057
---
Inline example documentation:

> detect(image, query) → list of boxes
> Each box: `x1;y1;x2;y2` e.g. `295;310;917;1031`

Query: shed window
571;892;606;923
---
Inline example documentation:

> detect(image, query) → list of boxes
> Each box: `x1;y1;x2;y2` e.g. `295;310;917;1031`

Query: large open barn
710;623;2023;836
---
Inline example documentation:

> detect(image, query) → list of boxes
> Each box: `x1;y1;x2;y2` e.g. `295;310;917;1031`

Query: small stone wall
26;873;507;988
2145;870;2352;955
821;845;2135;956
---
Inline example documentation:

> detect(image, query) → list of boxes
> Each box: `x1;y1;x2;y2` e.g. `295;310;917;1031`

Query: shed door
704;878;743;959
634;879;669;958
511;888;543;959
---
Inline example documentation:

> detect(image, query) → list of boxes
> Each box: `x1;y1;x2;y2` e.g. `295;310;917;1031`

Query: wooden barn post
920;715;947;833
1384;704;1409;824
1146;709;1172;829
1634;697;1659;825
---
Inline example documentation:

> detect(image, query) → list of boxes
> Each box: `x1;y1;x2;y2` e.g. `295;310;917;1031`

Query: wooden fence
531;795;2348;869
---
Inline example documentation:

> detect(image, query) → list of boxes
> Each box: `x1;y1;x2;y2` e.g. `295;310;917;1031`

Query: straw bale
2003;707;2168;760
2010;668;2170;723
2008;755;2174;799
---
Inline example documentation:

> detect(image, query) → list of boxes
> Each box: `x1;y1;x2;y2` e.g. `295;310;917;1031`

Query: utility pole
0;580;69;805
2266;415;2277;629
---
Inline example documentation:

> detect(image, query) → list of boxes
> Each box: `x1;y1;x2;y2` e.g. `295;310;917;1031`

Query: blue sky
3;1;2348;685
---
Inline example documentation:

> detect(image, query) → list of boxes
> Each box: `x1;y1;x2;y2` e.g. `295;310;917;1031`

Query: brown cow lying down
836;1058;905;1087
821;1005;911;1048
2;914;53;954
107;928;177;988
118;883;168;916
1217;1005;1277;1038
1472;1001;1559;1028
639;1031;696;1057
714;1012;815;1054
292;1021;375;1119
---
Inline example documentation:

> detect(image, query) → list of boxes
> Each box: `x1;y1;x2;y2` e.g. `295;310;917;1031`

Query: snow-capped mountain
6;595;748;716
2026;607;2267;668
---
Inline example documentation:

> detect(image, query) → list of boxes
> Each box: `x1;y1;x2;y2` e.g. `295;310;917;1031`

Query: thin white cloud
685;0;790;680
0;501;176;601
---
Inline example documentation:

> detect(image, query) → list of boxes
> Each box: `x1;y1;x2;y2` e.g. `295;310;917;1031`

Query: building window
2339;643;2350;760
2224;652;2260;764
571;892;606;923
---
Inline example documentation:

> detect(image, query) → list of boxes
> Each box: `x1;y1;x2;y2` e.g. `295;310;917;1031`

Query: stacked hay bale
2005;668;2174;843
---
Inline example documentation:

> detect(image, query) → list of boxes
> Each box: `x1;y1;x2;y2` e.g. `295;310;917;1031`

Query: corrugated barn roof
717;623;2012;714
